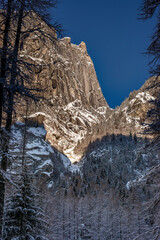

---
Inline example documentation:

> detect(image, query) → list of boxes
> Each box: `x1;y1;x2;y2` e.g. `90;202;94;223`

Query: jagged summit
15;20;110;162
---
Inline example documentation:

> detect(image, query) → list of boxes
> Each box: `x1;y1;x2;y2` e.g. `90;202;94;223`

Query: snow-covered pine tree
3;170;48;240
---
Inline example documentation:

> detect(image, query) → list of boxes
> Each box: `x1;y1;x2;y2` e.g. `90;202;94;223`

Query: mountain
107;76;160;136
16;17;111;163
1;14;160;240
13;14;159;163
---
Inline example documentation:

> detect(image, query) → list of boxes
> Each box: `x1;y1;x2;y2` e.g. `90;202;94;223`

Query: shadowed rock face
14;14;159;163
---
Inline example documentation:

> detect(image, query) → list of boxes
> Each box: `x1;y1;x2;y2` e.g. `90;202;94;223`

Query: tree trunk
0;0;13;127
5;1;24;130
0;132;9;239
0;3;24;238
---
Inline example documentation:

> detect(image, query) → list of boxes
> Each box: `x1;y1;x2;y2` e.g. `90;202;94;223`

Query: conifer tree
0;0;14;126
139;1;160;135
146;97;160;135
3;102;48;239
0;1;62;236
0;0;62;127
3;171;48;240
139;0;160;75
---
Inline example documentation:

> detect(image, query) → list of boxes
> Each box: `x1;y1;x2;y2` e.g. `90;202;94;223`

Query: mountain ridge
1;15;160;239
9;14;159;163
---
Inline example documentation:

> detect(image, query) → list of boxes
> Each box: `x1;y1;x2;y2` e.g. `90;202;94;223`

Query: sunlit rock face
17;17;110;163
15;14;159;163
106;76;160;137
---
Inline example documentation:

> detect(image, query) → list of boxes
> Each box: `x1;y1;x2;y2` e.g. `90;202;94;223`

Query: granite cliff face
15;15;159;163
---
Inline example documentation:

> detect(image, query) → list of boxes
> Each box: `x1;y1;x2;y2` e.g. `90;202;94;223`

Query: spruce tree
3;170;48;240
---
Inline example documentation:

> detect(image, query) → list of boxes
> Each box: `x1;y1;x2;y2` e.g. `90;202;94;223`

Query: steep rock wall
16;18;110;162
13;14;159;162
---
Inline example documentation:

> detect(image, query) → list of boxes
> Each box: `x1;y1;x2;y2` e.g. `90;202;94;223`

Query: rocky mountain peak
79;41;87;51
15;17;111;162
13;15;159;163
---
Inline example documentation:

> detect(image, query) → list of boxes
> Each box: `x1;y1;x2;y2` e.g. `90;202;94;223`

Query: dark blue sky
52;0;156;108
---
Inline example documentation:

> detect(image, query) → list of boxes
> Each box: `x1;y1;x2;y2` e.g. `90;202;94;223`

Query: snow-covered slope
7;123;80;188
106;76;160;137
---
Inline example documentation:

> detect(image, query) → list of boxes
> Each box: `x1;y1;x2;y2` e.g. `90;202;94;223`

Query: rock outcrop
106;76;160;136
14;14;159;163
16;15;110;163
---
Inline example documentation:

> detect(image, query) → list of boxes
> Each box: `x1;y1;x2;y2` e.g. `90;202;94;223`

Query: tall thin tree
139;0;160;135
0;0;62;236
